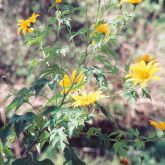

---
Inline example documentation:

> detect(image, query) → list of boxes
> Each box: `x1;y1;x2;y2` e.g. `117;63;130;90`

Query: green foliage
2;0;164;164
113;141;128;157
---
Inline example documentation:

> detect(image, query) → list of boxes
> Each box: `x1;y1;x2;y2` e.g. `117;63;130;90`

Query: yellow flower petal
150;120;165;131
125;61;160;87
59;70;85;94
72;91;105;107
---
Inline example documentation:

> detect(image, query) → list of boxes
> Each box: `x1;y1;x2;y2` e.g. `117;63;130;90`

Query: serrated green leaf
134;140;145;150
113;141;128;156
50;127;67;152
127;128;139;138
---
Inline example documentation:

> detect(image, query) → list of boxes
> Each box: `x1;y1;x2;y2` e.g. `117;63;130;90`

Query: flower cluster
59;70;106;107
18;13;39;34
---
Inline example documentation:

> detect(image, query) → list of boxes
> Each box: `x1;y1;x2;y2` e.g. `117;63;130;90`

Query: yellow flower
149;120;165;131
28;13;40;23
17;19;33;34
136;54;156;64
17;13;39;35
125;61;160;86
59;70;84;94
95;23;111;35
56;0;62;3
72;91;105;107
120;0;142;5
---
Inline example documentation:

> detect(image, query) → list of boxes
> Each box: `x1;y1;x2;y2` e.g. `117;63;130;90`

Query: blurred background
0;0;165;164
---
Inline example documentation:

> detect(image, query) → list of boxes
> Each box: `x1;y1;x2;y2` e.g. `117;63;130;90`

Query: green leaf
109;130;125;139
148;132;157;139
124;61;131;72
157;130;164;138
0;123;12;143
42;106;61;115
10;112;35;137
98;133;110;149
40;64;64;77
7;88;31;111
142;87;151;100
127;128;139;138
64;144;86;165
86;127;101;138
50;127;67;152
32;78;49;97
134;140;145;150
12;158;54;165
101;45;117;60
97;104;113;120
92;66;108;88
113;141;128;156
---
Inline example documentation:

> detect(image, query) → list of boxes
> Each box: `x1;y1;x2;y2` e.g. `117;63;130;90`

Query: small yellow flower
125;61;160;86
56;0;62;3
59;70;84;94
17;13;40;35
136;54;156;64
149;120;165;131
28;13;40;23
120;0;142;5
72;91;105;107
17;19;33;34
95;23;111;35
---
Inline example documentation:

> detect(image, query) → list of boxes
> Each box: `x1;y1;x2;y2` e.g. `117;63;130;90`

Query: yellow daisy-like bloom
18;13;40;35
95;23;111;35
136;54;156;64
126;61;160;86
72;91;105;107
59;70;84;94
149;120;165;131
56;0;62;3
28;13;40;23
120;0;142;5
17;19;33;34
